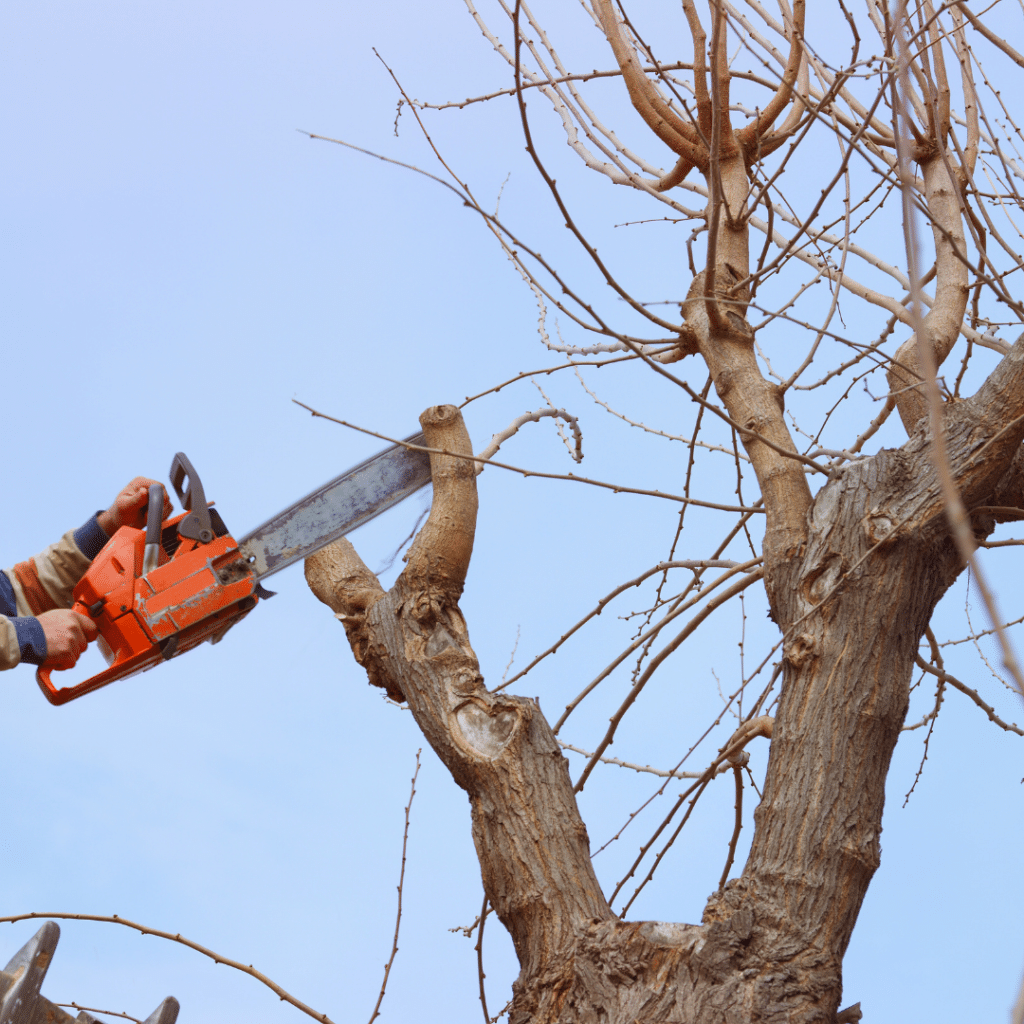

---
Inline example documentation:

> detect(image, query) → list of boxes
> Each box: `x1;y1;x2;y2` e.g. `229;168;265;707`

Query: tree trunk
306;337;1024;1021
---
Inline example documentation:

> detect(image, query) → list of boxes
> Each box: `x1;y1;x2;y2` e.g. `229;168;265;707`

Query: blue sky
1;2;1022;1022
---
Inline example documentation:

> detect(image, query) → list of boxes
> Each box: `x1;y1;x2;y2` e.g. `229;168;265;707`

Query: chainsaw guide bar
238;432;430;580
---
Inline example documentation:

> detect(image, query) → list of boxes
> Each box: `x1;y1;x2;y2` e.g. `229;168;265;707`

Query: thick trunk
699;454;966;1020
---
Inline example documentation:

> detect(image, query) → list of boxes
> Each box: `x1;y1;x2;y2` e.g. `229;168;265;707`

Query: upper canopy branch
736;0;806;157
593;0;807;183
886;0;983;435
592;0;707;171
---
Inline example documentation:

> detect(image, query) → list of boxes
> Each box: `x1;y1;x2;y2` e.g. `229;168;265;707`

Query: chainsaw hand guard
170;452;214;543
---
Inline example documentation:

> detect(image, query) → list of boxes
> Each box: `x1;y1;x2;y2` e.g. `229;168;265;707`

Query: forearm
1;514;109;670
5;515;108;617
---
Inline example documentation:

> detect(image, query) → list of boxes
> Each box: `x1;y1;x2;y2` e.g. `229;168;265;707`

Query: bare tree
304;1;1024;1020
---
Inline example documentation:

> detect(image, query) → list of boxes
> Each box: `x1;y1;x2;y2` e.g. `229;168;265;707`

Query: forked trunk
307;363;1024;1021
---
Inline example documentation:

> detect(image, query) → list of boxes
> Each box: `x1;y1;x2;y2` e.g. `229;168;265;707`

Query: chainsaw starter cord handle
142;484;164;575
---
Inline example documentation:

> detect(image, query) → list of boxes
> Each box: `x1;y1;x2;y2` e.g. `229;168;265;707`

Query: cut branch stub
305;404;478;701
402;403;479;602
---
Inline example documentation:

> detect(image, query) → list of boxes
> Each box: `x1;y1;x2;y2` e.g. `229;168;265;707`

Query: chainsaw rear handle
169;452;214;543
34;594;127;705
36;650;154;706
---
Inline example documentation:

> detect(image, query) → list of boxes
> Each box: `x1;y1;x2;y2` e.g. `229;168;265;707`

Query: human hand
37;609;99;670
97;477;173;536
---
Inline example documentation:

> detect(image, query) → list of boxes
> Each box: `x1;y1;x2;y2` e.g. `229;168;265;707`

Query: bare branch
476;406;584;469
293;401;767;513
955;1;1024;70
591;0;705;167
57;1006;141;1024
0;913;336;1024
914;653;1024;735
717;766;745;890
367;750;422;1024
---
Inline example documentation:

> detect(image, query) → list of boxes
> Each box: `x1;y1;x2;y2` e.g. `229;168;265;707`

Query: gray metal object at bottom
142;997;181;1024
0;921;57;1024
238;431;432;580
0;923;179;1024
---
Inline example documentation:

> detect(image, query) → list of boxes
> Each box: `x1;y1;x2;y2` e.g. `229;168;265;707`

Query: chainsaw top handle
142;483;164;575
169;452;214;544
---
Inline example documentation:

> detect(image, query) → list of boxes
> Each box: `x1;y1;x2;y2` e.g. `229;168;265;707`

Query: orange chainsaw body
37;499;261;706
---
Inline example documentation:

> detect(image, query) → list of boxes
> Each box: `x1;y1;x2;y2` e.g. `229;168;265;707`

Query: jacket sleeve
0;515;110;669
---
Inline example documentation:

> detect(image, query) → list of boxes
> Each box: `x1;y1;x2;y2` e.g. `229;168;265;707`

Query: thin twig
475;893;490;1024
903;630;946;805
914;654;1024;735
574;570;766;791
608;715;773;909
292;401;765;514
476;406;583;468
501;627;521;684
500;557;757;692
558;740;724;779
368;749;422;1024
717;766;745;890
56;1005;141;1024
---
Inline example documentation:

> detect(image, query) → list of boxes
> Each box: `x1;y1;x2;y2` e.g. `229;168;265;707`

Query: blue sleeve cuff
73;513;110;561
0;571;17;618
12;617;47;666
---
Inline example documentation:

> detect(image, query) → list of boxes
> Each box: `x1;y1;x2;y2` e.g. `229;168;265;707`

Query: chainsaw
36;435;431;705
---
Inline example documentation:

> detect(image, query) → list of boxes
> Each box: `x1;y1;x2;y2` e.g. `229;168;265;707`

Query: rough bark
306;407;612;989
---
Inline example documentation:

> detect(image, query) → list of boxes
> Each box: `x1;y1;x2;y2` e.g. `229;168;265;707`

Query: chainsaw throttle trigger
169;452;214;543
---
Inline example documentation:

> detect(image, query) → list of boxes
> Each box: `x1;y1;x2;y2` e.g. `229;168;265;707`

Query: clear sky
1;2;1022;1023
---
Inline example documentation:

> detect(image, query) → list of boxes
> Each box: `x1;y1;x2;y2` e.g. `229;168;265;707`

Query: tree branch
306;406;612;978
592;0;707;168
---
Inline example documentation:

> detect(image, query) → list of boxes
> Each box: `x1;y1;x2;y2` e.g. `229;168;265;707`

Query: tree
300;1;1024;1021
